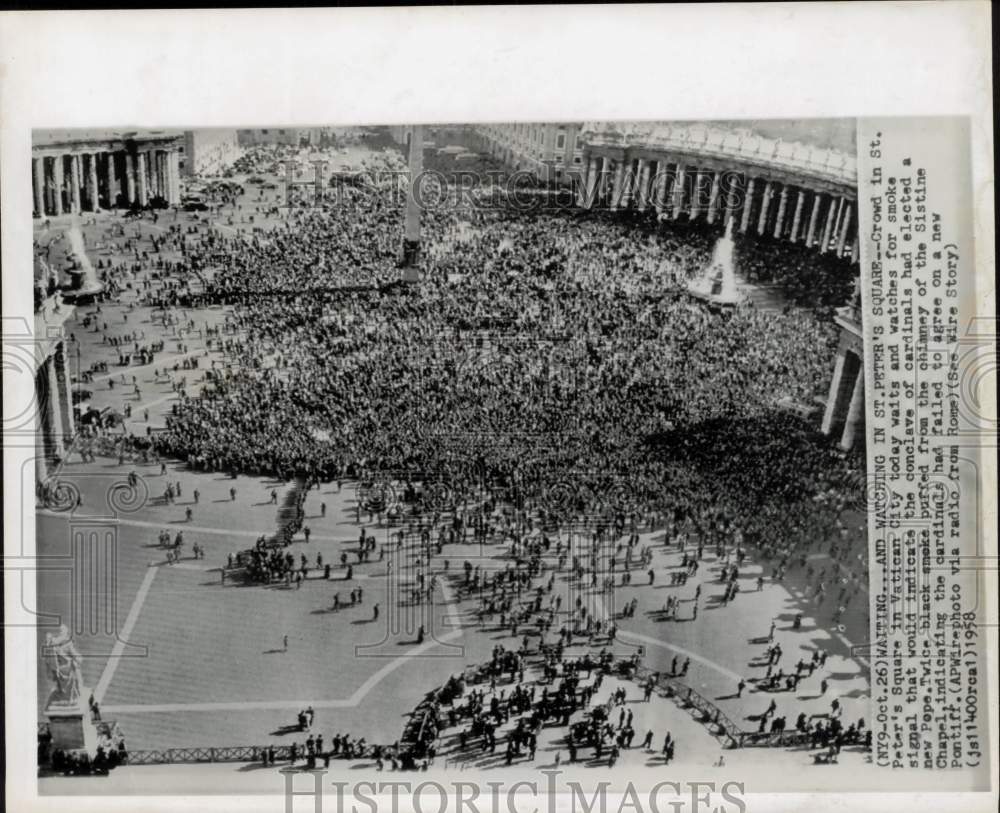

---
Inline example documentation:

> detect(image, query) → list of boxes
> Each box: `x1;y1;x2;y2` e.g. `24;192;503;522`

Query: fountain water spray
686;217;746;306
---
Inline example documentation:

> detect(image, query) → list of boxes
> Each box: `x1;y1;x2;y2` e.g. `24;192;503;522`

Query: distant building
237;127;360;149
182;129;240;177
473;123;584;184
237;128;302;147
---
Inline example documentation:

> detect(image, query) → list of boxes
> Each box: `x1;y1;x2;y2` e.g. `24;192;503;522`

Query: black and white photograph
29;120;872;791
2;5;995;812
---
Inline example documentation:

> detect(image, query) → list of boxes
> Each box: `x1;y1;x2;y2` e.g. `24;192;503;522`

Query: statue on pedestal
42;625;101;755
43;624;84;707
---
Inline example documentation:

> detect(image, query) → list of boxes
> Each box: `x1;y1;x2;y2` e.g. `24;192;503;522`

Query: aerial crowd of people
40;133;869;771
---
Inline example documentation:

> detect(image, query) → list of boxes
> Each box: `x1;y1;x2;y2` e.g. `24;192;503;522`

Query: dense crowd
57;141;869;769
150;155;862;556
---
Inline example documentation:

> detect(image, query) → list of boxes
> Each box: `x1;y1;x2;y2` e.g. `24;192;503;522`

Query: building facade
574;121;859;261
182;129;240;177
473;123;584;184
237;128;303;147
821;296;865;450
32;130;182;217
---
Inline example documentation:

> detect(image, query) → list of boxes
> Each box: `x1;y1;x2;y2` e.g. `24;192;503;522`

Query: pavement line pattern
93;565;159;703
618;630;742;683
36;510;348;544
100;628;464;715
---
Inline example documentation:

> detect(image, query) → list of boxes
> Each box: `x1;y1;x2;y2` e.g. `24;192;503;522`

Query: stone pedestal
46;689;99;754
400;239;421;283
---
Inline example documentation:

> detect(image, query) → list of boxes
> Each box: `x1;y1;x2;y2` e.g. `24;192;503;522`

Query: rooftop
33;129;184;148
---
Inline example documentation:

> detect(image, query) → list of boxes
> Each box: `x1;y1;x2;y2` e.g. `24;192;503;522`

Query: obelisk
401;124;423;282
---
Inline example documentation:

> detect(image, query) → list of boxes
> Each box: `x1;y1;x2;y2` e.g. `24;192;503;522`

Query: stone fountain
686;217;746;307
63;218;105;302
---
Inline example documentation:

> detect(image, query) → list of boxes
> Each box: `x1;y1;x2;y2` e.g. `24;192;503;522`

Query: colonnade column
87;153;99;211
33;157;44;216
35;368;49;487
636;159;651;211
706;171;721;224
789;189;805;243
773;186;789;239
688;170;703;219
836;201;853;256
45;357;65;461
151;151;161;198
52;156;64;216
830;197;845;252
148;152;157;198
820;351;847;434
820;195;838;253
724;175;740;227
149;151;158;201
756;181;772;235
105;152;118;208
840;369;865;449
586;155;600;209
671;165;685;220
610;158;626;211
805;192;822;247
136;152;148;206
69;154;82;214
81;153;92;210
577;155;593;208
739;178;755;233
55;342;75;440
169;150;181;204
599;156;611;203
654;161;669;214
125;153;136;205
620;159;636;209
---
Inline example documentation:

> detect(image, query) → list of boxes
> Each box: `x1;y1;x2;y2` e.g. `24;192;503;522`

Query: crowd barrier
127;745;281;765
633;664;811;748
60;667;812;769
